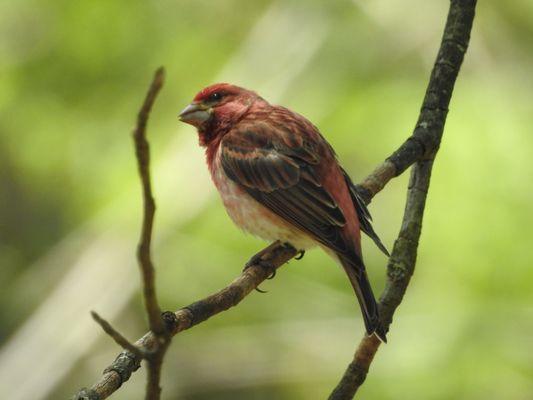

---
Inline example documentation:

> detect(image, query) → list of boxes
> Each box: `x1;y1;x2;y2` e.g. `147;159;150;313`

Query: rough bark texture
328;1;477;398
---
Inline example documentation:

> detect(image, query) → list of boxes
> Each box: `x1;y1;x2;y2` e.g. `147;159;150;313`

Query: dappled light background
1;1;532;399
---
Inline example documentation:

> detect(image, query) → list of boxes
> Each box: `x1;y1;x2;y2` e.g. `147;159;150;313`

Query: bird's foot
244;257;276;278
244;241;286;293
245;257;276;293
244;253;272;272
294;250;305;260
243;241;282;273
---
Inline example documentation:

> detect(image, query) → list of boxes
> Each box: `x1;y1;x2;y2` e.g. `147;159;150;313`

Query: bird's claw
294;250;305;260
252;259;276;293
244;250;278;293
253;263;276;293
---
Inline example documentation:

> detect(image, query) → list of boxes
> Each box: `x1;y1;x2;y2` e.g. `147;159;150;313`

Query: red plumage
179;83;389;341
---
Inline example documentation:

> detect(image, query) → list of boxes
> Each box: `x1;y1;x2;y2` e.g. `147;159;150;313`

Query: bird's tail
339;256;387;343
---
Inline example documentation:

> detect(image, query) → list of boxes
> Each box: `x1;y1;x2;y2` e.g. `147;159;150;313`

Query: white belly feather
211;150;316;251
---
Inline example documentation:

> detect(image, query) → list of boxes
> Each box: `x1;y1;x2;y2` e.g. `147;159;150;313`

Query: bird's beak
178;102;212;126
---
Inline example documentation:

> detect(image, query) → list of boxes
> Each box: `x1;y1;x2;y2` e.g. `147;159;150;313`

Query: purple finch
179;84;389;341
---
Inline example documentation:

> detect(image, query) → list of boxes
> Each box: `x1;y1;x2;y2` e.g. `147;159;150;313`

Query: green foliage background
0;1;532;399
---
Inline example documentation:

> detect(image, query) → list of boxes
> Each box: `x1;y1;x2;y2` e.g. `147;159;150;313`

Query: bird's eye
208;92;223;102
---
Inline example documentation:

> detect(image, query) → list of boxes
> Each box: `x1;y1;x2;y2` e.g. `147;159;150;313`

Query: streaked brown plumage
179;83;389;341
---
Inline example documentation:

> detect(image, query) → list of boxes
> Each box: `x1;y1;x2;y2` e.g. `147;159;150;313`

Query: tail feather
340;256;387;343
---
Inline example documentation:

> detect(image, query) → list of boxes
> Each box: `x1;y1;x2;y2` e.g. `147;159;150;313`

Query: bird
179;83;389;342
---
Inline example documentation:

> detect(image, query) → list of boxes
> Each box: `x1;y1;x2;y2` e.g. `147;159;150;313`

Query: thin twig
91;311;144;360
132;67;168;400
133;66;166;336
329;1;477;398
74;68;169;400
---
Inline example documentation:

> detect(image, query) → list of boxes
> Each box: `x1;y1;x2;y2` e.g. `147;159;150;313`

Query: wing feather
220;123;355;259
341;168;390;256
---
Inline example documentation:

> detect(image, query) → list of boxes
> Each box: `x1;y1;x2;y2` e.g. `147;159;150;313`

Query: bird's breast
209;147;315;250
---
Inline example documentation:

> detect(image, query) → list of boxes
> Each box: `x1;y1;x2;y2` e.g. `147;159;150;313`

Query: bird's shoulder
222;104;334;167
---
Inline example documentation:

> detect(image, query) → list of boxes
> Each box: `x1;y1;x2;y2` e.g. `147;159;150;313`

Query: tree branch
356;0;476;205
130;67;170;400
76;68;170;400
73;241;297;400
90;311;144;360
133;67;165;336
132;67;169;400
73;1;476;398
329;1;477;398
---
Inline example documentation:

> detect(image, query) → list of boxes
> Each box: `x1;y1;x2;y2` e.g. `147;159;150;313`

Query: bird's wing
220;120;359;262
220;117;386;340
342;169;390;257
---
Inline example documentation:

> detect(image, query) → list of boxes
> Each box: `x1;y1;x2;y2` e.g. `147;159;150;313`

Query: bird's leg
295;250;305;260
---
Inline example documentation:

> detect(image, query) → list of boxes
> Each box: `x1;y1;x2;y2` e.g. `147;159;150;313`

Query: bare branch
73;242;297;400
75;67;169;400
133;67;166;336
131;67;169;400
329;1;477;398
356;0;477;205
91;311;144;360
